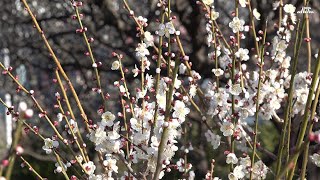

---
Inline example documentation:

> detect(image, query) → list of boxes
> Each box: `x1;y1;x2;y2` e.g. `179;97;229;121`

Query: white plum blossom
173;100;190;122
135;43;150;58
310;153;320;167
101;111;115;127
149;136;160;154
158;23;175;38
111;60;120;70
156;94;167;109
240;156;251;167
179;63;187;74
54;161;70;174
89;174;108;180
107;123;121;140
280;56;291;69
174;77;182;89
136;89;147;99
228;173;238;180
18;101;27;111
233;165;245;179
141;57;151;71
208;50;221;60
208;87;229;109
205;130;221;149
189;171;195;180
42;138;59;154
89;127;107;145
220;121;234;136
158;79;168;95
282;72;313;115
275;39;288;52
103;154;118;174
130;118;142;131
219;55;232;69
226;153;238;164
280;28;292;42
293;88;309;114
253;8;261;20
76;155;84;164
283;4;297;25
229;17;245;33
229;83;242;96
191;70;202;80
251;160;268;179
91;121;121;154
189;84;197;98
67;119;78;134
143;31;154;47
119;85;129;97
235;48;249;61
176;158;185;172
212;68;224;76
146;74;154;90
283;4;296;14
206;173;222;180
132;64;139;77
271;36;285;56
211;10;219;20
83;161;96;175
239;0;246;7
137;16;148;26
57;113;63;122
273;82;285;98
54;164;63;173
202;0;213;5
159;171;165;179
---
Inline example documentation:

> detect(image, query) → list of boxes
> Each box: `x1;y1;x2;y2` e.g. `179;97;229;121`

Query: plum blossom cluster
225;154;268;180
81;7;195;178
201;1;319;179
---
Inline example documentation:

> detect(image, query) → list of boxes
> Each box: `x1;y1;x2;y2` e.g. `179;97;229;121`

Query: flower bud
16;145;24;155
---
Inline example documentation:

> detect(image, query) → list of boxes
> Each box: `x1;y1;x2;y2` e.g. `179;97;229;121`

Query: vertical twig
69;0;106;107
5;119;23;180
304;0;312;73
275;19;304;176
0;62;64;140
300;81;320;179
279;0;283;28
249;20;267;180
20;156;44;180
21;0;90;131
54;151;71;180
153;57;180;180
55;70;89;163
287;48;320;180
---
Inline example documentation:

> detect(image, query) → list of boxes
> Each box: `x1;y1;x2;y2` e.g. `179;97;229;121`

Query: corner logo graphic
297;7;314;14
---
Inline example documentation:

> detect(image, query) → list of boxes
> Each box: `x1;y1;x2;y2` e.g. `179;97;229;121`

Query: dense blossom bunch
1;0;320;180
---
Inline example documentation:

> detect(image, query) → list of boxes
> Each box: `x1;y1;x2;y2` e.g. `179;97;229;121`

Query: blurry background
1;0;320;179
